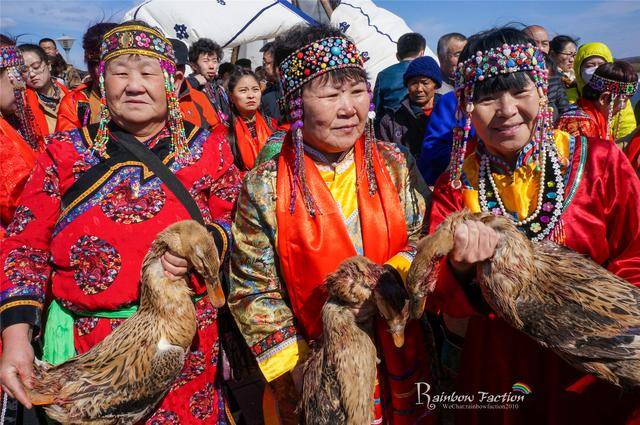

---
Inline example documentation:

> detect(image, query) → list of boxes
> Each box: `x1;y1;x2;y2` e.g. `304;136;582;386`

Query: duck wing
512;241;640;386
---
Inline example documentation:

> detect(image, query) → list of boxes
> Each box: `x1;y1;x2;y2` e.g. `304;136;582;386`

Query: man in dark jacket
378;56;442;158
373;33;426;122
523;25;569;122
259;42;282;121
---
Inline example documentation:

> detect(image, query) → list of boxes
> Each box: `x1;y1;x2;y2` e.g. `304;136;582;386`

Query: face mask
581;66;598;83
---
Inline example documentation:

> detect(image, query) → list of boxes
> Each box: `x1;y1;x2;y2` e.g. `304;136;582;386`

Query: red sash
234;112;274;169
276;134;433;424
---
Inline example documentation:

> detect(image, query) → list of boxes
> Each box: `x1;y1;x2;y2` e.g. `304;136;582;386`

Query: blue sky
2;0;638;70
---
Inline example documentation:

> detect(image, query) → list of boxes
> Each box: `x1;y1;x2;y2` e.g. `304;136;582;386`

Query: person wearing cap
377;56;442;158
169;38;221;130
229;23;434;424
0;36;40;235
56;23;118;132
0;21;241;423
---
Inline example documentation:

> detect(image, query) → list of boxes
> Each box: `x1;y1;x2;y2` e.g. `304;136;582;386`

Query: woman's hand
448;220;500;279
0;323;35;409
160;251;190;281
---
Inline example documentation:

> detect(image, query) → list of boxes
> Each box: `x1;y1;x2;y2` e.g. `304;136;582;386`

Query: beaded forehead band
587;73;638;139
454;43;546;91
100;24;175;65
449;42;552;189
278;36;367;100
93;24;189;163
0;45;24;70
587;74;638;97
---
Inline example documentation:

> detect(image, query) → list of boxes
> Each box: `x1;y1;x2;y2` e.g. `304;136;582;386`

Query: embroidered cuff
0;298;42;332
251;325;309;382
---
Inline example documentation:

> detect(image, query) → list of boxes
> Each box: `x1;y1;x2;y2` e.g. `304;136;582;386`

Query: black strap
111;130;205;226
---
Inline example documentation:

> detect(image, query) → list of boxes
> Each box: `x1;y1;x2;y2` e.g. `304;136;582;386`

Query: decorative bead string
478;140;565;242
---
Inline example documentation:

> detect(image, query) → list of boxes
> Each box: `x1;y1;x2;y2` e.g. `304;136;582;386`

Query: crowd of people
0;16;639;425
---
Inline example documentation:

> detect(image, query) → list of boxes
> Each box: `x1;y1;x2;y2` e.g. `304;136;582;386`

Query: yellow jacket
566;42;636;138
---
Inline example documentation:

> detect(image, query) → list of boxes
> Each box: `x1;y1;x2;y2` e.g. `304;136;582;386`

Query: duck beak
391;330;405;348
206;278;226;308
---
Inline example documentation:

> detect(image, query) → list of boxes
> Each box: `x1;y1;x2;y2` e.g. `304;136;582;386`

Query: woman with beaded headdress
566;42;637;138
0;35;40;233
0;21;241;423
18;43;69;147
557;61;638;142
228;23;435;424
424;26;640;424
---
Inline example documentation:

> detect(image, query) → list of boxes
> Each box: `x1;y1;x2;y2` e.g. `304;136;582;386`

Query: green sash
42;300;138;364
42;294;205;365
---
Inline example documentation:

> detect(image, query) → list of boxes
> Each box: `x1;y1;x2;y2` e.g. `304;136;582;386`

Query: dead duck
299;256;409;425
28;220;225;424
408;210;640;389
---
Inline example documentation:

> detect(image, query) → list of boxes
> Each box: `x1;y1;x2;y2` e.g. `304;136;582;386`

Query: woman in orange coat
0;39;39;232
227;67;283;170
56;23;117;132
19;44;68;145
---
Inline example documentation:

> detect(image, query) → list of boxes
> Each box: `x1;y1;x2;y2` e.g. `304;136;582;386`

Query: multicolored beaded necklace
478;140;565;242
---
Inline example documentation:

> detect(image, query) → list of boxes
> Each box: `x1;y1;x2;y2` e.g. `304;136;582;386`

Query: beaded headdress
93;24;189;163
450;42;552;189
587;73;639;139
277;35;374;216
0;44;40;150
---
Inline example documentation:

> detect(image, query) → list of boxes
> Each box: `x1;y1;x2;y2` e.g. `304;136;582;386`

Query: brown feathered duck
407;210;640;389
28;220;225;424
299;256;410;425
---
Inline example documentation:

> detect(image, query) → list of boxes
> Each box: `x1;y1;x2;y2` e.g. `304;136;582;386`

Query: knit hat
403;56;442;88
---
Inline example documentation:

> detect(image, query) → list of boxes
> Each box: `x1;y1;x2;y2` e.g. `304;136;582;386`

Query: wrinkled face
302;76;370;154
407;76;436;107
443;39;466;79
550;42;577;73
527;27;550;55
39;41;58;58
262;50;275;81
193;52;219;81
21;50;52;91
471;77;541;162
0;69;19;115
230;75;261;116
104;54;168;127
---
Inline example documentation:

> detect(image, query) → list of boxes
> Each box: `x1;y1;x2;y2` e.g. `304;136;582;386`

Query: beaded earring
287;92;318;216
364;82;377;195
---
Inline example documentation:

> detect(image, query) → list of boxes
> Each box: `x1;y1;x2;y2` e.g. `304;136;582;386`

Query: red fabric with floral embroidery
428;136;640;425
0;123;241;423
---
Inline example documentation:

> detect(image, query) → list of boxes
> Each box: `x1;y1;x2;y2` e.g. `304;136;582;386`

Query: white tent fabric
330;0;438;82
123;0;436;83
123;0;317;49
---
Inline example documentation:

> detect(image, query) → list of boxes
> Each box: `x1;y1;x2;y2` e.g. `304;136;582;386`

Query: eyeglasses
557;51;577;58
21;60;47;75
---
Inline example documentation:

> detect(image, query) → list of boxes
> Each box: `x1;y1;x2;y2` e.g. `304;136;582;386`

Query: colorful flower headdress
0;44;40;150
93;24;189;163
587;73;639;139
277;35;375;216
450;42;552;189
